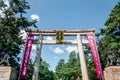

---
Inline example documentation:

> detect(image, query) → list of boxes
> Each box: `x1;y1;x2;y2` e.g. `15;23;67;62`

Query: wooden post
32;34;43;80
77;34;89;80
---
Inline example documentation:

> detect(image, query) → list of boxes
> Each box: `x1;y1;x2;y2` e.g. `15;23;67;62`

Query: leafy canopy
0;0;36;68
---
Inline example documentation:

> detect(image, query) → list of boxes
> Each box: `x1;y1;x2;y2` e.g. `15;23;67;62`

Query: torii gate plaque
26;28;102;80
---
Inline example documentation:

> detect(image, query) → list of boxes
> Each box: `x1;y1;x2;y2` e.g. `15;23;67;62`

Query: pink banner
20;34;34;79
87;34;102;79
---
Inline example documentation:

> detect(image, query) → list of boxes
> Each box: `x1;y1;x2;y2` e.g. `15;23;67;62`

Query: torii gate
21;28;102;80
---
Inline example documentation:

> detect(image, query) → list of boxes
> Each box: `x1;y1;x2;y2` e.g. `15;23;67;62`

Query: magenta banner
87;34;102;79
20;34;34;79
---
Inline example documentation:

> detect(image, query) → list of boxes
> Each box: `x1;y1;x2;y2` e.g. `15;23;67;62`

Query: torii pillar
77;34;89;80
26;28;95;80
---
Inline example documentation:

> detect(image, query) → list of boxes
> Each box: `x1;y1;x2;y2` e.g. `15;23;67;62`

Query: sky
19;0;120;71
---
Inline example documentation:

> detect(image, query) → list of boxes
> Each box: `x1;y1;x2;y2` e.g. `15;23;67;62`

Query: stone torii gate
26;28;96;80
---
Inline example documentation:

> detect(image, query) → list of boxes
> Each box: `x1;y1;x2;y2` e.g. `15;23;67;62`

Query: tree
26;59;54;80
38;60;54;80
55;59;65;71
0;0;36;68
55;51;82;80
55;45;101;80
55;59;65;80
96;2;120;69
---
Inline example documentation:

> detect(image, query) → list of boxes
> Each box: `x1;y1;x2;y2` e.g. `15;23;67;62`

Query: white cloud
66;46;78;53
20;30;27;40
49;47;64;54
31;14;39;22
44;36;53;40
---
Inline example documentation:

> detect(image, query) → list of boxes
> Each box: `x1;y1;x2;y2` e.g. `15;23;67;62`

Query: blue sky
24;0;120;71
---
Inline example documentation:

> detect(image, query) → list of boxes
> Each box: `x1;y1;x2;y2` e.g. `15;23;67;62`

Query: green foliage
26;59;54;80
55;47;100;80
55;51;82;80
97;2;120;69
55;59;65;71
0;0;36;68
27;51;99;80
38;60;54;80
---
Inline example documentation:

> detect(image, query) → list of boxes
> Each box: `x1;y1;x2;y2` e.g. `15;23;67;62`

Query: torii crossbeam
25;28;96;80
